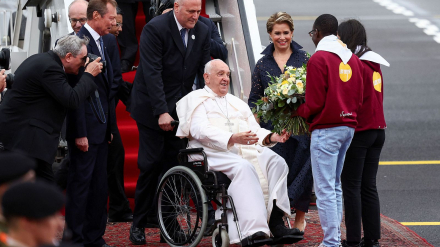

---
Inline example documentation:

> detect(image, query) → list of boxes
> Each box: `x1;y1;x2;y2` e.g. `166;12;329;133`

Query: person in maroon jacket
338;19;389;247
294;14;364;247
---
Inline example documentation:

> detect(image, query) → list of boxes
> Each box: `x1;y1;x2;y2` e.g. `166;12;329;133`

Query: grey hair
53;35;90;57
204;59;223;74
68;0;89;17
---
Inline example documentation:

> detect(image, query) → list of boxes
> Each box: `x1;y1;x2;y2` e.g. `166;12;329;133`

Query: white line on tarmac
372;0;439;43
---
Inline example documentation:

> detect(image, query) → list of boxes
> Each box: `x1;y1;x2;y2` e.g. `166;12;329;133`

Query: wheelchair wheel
212;228;230;247
157;166;208;246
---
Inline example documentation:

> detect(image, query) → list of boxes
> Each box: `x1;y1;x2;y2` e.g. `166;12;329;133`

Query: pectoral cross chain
225;119;234;132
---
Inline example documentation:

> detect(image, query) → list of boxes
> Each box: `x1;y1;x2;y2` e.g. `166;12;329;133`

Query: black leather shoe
108;214;133;223
250;231;269;241
360;238;380;247
129;224;146;245
342;240;361;247
241;231;271;246
270;224;303;238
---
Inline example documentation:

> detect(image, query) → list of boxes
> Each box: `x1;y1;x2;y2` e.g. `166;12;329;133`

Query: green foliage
253;64;310;135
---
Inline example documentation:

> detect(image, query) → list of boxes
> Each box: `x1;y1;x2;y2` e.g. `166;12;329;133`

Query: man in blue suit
64;0;118;246
128;0;210;244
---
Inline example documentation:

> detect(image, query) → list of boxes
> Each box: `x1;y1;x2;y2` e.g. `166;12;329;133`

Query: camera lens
6;73;14;89
0;48;11;70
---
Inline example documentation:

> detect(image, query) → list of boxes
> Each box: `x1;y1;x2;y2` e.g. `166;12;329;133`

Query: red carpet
102;210;433;246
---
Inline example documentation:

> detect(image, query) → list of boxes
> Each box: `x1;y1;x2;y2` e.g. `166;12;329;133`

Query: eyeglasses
116;22;123;28
308;29;318;37
69;18;87;25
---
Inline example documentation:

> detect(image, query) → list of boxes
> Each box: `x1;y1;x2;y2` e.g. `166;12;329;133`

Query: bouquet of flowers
252;64;309;135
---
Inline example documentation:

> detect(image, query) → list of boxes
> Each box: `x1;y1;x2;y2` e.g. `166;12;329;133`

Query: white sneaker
317;243;342;247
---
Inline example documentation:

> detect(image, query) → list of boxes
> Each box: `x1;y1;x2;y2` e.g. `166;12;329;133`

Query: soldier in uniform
0;151;36;234
0;181;65;247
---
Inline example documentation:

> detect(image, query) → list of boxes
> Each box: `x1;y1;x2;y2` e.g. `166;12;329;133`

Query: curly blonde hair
266;12;294;33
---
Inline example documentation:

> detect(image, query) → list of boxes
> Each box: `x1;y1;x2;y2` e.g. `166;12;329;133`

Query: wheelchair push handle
170;120;179;127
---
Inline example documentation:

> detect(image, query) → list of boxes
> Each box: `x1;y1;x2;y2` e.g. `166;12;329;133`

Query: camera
5;73;14;89
87;53;106;73
0;48;11;70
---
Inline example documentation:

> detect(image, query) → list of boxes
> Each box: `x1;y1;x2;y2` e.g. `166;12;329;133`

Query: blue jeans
311;126;355;247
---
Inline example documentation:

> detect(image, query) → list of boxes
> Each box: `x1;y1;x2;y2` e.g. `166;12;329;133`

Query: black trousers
132;122;184;228
64;141;109;247
116;1;152;66
36;158;55;183
341;129;385;243
107;128;132;218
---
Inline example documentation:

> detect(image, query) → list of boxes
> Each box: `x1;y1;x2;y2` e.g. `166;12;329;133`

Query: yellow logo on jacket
373;72;382;92
339;62;352;82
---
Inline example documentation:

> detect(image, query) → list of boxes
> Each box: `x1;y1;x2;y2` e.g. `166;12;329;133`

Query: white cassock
176;86;291;244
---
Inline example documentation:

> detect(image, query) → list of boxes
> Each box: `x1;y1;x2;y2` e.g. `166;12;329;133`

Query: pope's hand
271;129;290;143
229;130;259;146
159;113;174;131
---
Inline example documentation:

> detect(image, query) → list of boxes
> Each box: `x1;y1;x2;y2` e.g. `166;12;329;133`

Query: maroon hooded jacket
355;60;386;132
297;51;364;132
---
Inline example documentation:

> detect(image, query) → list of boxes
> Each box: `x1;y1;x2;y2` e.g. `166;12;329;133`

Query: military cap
0;151;36;185
2;181;65;219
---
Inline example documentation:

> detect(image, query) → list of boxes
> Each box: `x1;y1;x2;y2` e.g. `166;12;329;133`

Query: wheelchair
156;147;304;247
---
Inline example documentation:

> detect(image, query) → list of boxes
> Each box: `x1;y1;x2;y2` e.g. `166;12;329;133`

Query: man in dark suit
103;7;134;222
0;35;102;182
115;0;153;72
128;0;210;244
64;0;118;246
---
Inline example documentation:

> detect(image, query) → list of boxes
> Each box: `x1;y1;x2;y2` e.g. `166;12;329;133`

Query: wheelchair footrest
271;234;304;245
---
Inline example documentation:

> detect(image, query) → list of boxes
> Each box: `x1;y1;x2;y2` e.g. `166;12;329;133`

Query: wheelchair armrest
179;147;204;154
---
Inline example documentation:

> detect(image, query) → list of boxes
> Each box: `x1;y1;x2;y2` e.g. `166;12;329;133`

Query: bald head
174;0;201;29
68;0;88;33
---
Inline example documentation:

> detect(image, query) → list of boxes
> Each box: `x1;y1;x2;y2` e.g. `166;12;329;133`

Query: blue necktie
98;37;105;61
180;28;187;48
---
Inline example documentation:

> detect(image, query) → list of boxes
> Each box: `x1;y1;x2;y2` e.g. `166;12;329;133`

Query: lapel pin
192;35;195;40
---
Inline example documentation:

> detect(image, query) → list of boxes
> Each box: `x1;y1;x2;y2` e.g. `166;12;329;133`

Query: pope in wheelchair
174;59;304;245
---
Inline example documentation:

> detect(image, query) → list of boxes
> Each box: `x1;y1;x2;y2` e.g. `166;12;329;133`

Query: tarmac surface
253;0;440;245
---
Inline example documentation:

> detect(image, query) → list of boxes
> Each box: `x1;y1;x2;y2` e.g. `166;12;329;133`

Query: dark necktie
180;28;187;48
98;37;105;61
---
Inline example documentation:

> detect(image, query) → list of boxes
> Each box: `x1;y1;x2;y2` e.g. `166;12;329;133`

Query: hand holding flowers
252;63;309;136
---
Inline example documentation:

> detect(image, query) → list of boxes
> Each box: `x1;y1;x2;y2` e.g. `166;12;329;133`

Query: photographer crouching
0;35;103;183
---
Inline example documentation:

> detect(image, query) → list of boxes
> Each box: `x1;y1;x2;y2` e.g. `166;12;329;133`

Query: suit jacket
103;34;132;109
130;11;210;129
0;51;96;163
66;26;116;144
198;16;227;61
